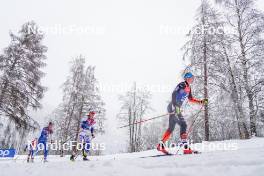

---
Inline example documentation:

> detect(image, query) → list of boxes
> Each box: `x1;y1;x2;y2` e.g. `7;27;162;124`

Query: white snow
1;137;264;176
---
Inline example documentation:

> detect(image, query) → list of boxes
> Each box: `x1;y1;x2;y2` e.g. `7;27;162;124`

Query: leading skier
157;72;207;154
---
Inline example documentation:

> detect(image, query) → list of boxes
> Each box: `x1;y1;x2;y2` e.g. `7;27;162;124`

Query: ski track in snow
1;138;264;176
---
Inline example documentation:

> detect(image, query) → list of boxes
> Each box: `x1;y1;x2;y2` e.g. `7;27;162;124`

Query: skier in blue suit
35;122;53;162
157;72;207;154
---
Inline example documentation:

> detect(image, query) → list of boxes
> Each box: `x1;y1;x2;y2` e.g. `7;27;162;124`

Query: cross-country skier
35;122;54;162
157;72;207;154
24;138;38;163
70;111;96;161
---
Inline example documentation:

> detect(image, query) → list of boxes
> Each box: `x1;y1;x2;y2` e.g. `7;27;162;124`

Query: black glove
92;134;95;138
24;146;28;152
201;98;208;105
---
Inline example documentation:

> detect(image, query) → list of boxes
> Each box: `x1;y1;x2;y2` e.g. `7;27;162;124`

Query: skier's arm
91;126;95;138
50;134;54;143
24;144;28;152
48;129;54;143
172;90;177;107
188;89;202;104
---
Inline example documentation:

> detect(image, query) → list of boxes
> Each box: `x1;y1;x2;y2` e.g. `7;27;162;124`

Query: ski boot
30;157;34;163
83;156;89;161
70;155;75;161
82;152;89;161
180;133;193;154
183;144;193;154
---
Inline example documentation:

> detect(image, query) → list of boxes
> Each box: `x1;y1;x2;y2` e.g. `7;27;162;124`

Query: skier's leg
33;142;40;157
70;132;84;161
176;113;194;154
157;104;177;154
83;136;90;161
157;115;177;154
70;139;79;161
85;136;91;153
27;149;34;162
161;103;177;142
27;151;30;163
178;118;187;138
161;114;177;142
173;106;187;137
30;150;34;160
43;142;48;161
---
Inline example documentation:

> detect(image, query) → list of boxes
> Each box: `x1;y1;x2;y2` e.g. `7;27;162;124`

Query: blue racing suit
167;81;201;135
35;127;53;159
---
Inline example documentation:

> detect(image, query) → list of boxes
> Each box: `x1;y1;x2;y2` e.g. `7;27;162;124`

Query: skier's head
48;121;53;133
87;111;96;119
184;72;194;84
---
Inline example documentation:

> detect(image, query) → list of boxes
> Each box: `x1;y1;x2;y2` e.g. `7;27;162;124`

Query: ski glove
24;146;27;152
92;134;95;138
200;99;208;105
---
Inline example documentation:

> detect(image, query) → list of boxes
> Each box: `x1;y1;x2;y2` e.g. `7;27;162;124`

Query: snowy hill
1;138;264;176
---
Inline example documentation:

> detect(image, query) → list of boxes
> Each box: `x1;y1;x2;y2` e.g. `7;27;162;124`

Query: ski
140;153;174;158
141;150;201;159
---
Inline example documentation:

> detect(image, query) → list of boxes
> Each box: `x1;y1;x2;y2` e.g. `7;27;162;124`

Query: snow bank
1;138;264;176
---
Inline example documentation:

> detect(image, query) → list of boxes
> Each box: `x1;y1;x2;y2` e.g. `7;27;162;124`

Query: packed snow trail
1;138;264;176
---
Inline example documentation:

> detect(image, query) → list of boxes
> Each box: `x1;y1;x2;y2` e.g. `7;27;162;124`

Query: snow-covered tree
0;21;45;148
216;0;264;136
183;0;225;141
53;56;105;155
118;83;152;152
182;0;264;140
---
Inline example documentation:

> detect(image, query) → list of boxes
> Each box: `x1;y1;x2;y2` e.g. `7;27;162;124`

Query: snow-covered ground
1;138;264;176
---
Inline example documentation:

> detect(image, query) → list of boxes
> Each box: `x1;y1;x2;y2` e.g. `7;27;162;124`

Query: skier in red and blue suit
70;111;96;161
24;138;38;163
157;72;207;154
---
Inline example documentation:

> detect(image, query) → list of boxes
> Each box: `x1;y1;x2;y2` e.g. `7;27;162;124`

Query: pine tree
0;21;46;147
118;83;152;152
53;56;105;155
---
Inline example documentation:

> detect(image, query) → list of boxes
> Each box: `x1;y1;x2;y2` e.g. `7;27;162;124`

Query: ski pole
118;112;175;129
60;134;77;144
186;105;204;136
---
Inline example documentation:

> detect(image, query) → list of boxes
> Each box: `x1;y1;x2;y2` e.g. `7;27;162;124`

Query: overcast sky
1;0;264;151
